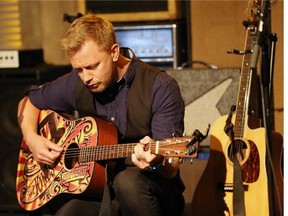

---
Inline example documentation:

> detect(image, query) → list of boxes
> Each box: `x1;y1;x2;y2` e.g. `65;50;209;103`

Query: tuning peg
190;159;193;164
168;157;174;164
180;158;184;164
187;145;197;155
172;131;186;137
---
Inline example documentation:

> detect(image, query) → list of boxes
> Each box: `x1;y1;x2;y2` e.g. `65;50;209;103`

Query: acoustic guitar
16;109;200;211
191;0;283;215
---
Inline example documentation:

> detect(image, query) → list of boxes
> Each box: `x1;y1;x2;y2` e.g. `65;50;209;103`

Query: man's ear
111;44;120;60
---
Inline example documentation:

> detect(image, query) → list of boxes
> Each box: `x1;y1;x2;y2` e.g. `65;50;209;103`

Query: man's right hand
18;97;63;166
25;133;63;165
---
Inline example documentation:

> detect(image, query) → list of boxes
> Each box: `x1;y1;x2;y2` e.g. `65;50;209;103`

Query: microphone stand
250;1;280;215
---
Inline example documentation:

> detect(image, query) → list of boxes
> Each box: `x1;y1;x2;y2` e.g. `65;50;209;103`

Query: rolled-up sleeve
27;71;78;111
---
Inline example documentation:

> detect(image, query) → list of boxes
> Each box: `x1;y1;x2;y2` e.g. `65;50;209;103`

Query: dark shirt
28;57;185;141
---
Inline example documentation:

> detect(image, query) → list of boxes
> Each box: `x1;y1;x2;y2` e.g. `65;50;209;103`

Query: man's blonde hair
61;14;116;55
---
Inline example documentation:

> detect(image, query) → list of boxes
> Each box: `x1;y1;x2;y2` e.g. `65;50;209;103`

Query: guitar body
16;109;199;211
16;110;118;211
191;115;270;216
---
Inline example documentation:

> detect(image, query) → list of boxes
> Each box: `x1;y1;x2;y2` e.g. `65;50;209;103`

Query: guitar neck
234;26;256;138
79;143;134;162
77;137;197;163
78;142;160;162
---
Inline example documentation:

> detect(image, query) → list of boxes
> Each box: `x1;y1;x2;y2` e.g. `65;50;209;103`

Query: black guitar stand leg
250;1;282;215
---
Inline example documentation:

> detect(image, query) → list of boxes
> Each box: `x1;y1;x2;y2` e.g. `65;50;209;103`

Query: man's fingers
139;136;153;144
47;141;63;152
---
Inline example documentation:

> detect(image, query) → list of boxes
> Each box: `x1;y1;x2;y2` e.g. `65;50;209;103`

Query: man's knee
113;168;142;194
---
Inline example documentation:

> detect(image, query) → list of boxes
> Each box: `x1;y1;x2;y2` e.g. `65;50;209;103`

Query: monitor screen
115;26;174;59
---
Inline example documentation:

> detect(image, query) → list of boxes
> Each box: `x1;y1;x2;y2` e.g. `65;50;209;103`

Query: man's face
70;39;117;93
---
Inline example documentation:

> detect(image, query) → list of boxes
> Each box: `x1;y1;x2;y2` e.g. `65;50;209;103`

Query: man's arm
17;97;63;165
18;96;40;140
147;73;184;178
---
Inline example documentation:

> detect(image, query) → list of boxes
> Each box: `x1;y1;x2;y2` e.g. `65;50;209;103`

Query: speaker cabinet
167;68;241;140
0;65;71;213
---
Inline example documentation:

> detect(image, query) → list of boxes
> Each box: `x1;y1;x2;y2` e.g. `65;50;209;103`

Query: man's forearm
17;97;40;142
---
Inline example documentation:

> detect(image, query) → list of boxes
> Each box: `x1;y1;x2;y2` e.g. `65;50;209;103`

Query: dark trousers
34;167;184;216
113;167;184;216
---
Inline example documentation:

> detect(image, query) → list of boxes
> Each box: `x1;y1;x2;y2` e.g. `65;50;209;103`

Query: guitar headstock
149;126;210;160
246;0;262;22
157;136;199;159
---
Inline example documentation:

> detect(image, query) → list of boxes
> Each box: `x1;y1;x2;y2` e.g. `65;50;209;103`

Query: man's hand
18;97;63;166
25;133;63;165
131;136;180;179
131;136;157;169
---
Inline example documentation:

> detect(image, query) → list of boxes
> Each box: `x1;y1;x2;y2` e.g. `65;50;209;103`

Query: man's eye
87;64;97;70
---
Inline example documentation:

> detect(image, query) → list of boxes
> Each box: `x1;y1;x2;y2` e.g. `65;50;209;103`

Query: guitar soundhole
64;143;80;169
227;139;248;164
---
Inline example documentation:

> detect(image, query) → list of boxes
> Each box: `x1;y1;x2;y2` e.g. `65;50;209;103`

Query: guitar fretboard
73;142;161;162
80;143;137;162
234;26;256;138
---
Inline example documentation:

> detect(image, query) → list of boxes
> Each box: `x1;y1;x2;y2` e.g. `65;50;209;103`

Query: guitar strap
233;156;246;216
225;106;246;216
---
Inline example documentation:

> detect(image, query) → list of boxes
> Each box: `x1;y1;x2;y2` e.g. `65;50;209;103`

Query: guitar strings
230;27;253;162
58;140;191;160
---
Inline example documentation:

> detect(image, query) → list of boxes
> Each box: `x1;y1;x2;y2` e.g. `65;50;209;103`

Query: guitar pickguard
224;138;260;183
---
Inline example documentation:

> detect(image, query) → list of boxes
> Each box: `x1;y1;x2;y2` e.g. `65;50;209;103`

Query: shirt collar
122;56;137;87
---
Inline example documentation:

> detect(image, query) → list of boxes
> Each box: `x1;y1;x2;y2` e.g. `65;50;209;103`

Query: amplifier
114;21;187;69
0;64;71;213
0;49;43;69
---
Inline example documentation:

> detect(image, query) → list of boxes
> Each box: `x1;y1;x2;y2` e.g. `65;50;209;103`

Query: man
17;14;185;216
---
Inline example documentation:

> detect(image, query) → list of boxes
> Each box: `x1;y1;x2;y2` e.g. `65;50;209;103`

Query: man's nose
83;70;93;84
